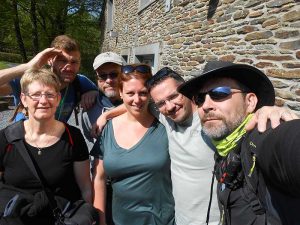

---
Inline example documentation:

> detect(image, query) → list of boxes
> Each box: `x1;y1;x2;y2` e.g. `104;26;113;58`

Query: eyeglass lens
155;92;181;109
27;92;57;100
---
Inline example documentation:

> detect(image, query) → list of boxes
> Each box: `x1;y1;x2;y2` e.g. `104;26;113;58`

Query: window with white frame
139;0;157;12
133;43;161;74
107;0;114;31
121;48;130;64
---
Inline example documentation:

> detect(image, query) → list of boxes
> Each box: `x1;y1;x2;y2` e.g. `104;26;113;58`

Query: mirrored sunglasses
193;86;246;106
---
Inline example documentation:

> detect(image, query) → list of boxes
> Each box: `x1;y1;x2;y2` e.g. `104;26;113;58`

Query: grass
0;61;10;69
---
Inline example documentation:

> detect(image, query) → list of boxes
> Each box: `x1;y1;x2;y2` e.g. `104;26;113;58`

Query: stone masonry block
262;17;280;28
275;29;300;39
245;0;263;8
245;31;273;41
237;25;258;34
257;55;294;61
233;9;250;20
283;10;300;22
266;0;295;8
280;39;300;50
267;68;300;78
296;51;300;59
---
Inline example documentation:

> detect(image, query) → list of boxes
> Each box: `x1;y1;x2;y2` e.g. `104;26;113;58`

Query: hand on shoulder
246;106;299;132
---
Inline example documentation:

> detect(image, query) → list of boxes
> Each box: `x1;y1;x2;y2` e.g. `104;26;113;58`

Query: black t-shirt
0;122;89;224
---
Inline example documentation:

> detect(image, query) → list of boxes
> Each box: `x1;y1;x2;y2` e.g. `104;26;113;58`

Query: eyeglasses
146;67;182;89
193;86;246;106
155;91;183;109
121;65;151;74
26;92;59;101
97;72;118;81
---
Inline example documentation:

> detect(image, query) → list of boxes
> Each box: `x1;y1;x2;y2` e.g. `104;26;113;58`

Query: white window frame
107;0;114;31
138;0;157;12
121;48;130;64
132;42;161;74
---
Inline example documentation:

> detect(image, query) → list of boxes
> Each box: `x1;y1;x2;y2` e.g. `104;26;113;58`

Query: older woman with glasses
92;64;175;225
0;68;95;224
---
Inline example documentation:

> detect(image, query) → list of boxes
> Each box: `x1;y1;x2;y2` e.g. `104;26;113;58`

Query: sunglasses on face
121;65;151;74
97;72;118;81
146;67;181;88
193;86;246;106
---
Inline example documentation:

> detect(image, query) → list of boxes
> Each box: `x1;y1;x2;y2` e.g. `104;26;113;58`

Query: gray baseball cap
93;52;123;70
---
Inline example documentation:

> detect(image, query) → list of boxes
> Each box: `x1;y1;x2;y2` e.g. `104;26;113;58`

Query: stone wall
102;0;300;113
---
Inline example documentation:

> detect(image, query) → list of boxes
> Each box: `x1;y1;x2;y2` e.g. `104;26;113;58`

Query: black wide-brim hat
178;61;275;109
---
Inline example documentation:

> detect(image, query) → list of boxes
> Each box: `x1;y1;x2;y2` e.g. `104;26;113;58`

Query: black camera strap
13;140;63;221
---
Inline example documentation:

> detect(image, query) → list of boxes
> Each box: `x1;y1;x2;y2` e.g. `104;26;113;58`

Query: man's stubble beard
202;108;247;141
105;90;118;99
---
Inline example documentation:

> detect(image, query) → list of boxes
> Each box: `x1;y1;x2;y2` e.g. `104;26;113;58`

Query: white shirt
158;111;220;225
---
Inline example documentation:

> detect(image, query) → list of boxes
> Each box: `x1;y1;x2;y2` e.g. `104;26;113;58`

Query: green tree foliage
0;0;104;79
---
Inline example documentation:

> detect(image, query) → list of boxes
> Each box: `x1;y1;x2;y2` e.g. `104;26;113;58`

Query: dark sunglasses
193;86;246;106
146;67;182;88
97;72;118;80
121;65;151;74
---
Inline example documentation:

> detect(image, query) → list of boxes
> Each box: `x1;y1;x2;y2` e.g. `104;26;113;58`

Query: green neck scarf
212;114;253;157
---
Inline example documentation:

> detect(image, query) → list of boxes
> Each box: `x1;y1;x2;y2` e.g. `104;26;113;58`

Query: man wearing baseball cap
178;61;300;225
81;52;123;143
81;52;124;225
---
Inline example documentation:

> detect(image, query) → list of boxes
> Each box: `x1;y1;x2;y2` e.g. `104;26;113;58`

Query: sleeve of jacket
255;119;300;196
77;74;98;93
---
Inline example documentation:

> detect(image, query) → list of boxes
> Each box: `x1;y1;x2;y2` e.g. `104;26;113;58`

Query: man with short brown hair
0;35;98;123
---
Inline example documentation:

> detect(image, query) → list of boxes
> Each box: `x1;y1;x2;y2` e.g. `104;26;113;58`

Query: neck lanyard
57;85;69;121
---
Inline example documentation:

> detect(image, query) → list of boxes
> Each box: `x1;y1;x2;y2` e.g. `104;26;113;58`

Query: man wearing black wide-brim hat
178;61;300;225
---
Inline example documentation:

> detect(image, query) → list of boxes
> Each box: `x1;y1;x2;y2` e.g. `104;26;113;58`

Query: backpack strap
63;123;74;146
4;121;25;143
5;144;13;153
241;133;266;216
72;75;81;126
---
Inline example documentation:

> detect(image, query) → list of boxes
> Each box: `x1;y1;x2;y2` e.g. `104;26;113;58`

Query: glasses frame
26;92;59;101
193;86;246;106
97;72;118;81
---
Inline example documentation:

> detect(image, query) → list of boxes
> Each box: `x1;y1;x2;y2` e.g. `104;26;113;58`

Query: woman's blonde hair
20;68;61;93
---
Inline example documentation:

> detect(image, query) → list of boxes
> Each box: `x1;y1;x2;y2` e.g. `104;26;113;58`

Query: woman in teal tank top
92;64;175;225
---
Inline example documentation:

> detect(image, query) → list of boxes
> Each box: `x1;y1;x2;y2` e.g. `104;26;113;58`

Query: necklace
36;145;44;155
27;124;55;156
